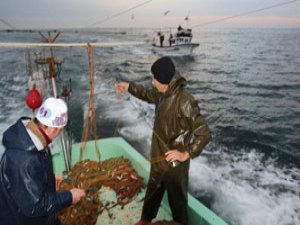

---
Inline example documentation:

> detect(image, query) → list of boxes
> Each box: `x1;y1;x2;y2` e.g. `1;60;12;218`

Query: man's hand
70;188;86;204
55;175;63;191
165;150;190;163
115;82;129;93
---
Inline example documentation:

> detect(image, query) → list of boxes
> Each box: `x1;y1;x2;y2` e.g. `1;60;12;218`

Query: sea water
0;27;299;225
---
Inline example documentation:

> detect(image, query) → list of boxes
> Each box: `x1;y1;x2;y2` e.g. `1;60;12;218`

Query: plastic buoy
26;86;42;112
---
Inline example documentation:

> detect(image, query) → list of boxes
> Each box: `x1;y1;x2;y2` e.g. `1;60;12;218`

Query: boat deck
52;137;228;225
52;138;173;224
96;187;172;224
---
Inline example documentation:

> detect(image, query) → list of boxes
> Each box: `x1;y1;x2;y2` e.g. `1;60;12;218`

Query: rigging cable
80;44;101;162
192;0;300;28
87;0;152;27
0;18;17;29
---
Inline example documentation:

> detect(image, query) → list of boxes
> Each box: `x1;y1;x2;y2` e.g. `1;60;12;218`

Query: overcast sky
0;0;300;29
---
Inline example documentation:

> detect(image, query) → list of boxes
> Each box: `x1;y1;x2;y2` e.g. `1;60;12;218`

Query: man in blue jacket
0;97;85;225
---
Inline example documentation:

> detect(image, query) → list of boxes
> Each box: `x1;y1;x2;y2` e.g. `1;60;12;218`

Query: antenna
185;11;190;27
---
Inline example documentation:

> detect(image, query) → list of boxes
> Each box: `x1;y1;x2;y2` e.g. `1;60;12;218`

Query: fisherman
169;33;173;46
115;57;211;225
177;25;183;37
159;33;165;47
0;97;86;225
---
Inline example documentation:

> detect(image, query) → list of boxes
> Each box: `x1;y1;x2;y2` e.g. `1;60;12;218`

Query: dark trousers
141;163;189;225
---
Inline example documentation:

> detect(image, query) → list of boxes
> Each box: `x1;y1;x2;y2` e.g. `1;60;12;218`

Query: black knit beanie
151;57;175;84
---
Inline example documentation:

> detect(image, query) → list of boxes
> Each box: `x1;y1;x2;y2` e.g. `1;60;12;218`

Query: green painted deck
52;137;228;225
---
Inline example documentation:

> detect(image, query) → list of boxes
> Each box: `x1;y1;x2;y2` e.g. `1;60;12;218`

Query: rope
113;93;125;136
87;0;153;27
0;18;17;29
92;49;123;137
80;44;101;162
192;0;300;28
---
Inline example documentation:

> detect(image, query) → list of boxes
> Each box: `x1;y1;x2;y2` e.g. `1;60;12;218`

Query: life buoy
26;86;42;112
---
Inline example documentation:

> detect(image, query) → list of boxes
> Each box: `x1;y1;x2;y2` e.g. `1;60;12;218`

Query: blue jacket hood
2;117;37;153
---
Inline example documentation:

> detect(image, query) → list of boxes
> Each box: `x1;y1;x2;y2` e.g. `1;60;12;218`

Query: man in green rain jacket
115;56;211;225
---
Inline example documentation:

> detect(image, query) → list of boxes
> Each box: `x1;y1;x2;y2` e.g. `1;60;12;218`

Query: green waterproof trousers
141;161;189;225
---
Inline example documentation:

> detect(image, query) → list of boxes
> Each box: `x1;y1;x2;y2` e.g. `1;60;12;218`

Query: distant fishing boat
52;137;229;225
151;26;199;56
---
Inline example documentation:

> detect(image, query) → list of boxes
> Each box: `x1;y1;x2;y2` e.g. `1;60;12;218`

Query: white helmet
36;97;68;128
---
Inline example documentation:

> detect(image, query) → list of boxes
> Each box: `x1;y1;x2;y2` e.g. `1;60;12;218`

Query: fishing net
58;157;144;225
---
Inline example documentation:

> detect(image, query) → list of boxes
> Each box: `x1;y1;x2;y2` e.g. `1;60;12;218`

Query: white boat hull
152;43;199;56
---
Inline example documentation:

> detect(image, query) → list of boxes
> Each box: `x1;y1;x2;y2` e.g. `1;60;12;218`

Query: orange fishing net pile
58;157;143;225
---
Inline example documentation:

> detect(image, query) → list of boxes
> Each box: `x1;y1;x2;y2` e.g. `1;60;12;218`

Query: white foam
189;146;300;225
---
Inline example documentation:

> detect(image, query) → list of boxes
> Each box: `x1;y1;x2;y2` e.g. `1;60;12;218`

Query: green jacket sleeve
180;95;211;159
128;82;160;104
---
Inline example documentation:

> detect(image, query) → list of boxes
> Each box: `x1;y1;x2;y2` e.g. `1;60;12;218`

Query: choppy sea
0;27;299;225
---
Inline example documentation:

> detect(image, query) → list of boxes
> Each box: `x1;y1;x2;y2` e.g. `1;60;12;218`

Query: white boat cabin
152;26;194;48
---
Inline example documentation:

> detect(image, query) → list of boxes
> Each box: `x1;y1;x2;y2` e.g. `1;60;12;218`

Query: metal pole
60;129;71;172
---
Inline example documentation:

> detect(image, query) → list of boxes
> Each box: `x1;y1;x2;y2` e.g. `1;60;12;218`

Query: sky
0;0;300;29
